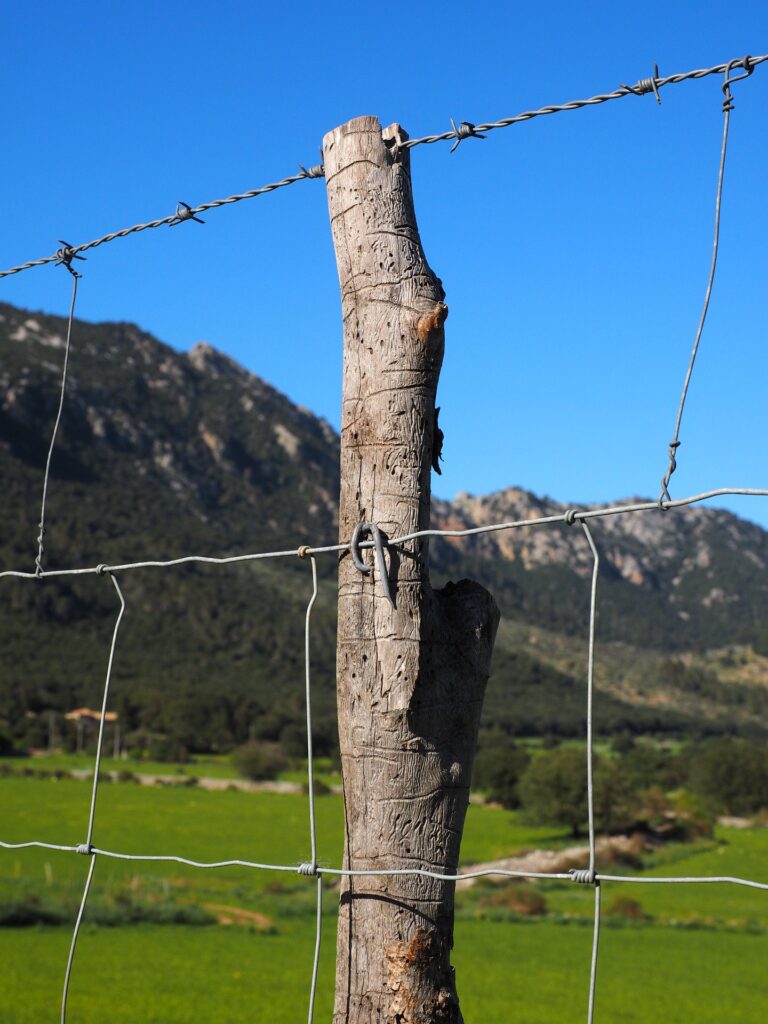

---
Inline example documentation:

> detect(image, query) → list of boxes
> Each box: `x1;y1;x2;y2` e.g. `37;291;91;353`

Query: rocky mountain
1;301;767;755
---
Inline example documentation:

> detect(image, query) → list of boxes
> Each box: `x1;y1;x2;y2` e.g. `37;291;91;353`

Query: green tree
687;738;768;815
593;757;639;834
518;747;588;837
473;740;531;809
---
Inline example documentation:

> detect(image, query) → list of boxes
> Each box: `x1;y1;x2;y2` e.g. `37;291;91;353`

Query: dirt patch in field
458;833;646;886
202;903;275;929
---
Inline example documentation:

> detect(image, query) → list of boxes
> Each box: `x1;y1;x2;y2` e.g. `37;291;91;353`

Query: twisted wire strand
403;55;766;150
0;167;324;279
35;273;79;575
2;487;767;582
1;55;764;280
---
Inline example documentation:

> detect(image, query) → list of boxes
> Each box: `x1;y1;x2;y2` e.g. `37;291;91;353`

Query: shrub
232;740;287;781
606;895;648;922
478;882;547;916
302;778;331;796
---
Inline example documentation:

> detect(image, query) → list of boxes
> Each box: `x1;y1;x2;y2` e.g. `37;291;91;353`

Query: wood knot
416;303;449;344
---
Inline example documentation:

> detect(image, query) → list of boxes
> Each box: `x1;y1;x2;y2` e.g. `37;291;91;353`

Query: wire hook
722;56;753;110
350;522;395;607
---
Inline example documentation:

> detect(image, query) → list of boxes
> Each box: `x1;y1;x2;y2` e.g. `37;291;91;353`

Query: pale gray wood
323;116;499;1024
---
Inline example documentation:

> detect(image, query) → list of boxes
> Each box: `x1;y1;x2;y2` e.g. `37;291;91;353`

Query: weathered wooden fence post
323;116;500;1024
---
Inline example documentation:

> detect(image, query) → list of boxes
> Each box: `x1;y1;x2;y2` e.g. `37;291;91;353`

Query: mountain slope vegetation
1;302;767;756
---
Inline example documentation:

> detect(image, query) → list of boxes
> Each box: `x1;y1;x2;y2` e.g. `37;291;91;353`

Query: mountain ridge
2;301;767;753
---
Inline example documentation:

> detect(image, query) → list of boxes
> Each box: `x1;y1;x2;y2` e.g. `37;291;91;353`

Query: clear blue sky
2;1;767;527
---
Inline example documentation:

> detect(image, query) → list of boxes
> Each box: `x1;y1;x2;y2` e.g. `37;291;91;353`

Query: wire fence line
1;51;767;1024
2;487;768;1024
0;53;764;280
2;487;767;584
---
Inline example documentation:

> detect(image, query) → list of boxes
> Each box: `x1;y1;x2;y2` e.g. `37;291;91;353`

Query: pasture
1;774;767;1021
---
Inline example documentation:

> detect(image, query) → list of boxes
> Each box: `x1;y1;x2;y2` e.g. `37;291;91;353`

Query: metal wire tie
722;55;754;111
54;240;85;278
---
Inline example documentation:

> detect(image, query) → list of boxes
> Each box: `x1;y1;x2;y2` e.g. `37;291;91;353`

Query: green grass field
10;750;344;785
2;921;767;1023
2;774;768;1021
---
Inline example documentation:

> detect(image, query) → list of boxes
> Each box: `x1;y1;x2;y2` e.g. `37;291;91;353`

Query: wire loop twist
54;241;85;278
298;163;325;179
570;867;597;885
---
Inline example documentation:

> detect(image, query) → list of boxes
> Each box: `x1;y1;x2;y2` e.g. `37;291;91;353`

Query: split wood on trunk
323;115;500;1024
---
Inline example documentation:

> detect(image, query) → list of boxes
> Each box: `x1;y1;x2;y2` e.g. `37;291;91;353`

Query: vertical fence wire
302;554;323;1023
658;59;745;505
60;854;96;1024
35;273;79;576
583;518;602;1024
60;570;126;1022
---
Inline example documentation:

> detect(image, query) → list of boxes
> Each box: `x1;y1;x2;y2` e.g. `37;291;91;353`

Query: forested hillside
2;301;767;757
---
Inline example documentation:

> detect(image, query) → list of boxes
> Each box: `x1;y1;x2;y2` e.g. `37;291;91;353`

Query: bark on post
323;116;499;1024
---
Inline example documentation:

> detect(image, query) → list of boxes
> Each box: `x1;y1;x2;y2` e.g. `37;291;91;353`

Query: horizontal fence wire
2;487;768;582
1;54;765;279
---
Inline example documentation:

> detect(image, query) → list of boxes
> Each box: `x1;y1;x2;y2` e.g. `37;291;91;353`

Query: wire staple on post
350;521;395;607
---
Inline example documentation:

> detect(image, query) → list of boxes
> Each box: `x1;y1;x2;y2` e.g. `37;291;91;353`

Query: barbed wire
0;166;325;279
0;54;764;280
403;54;765;150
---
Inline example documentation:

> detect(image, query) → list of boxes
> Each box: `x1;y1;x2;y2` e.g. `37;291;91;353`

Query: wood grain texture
324;116;499;1024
